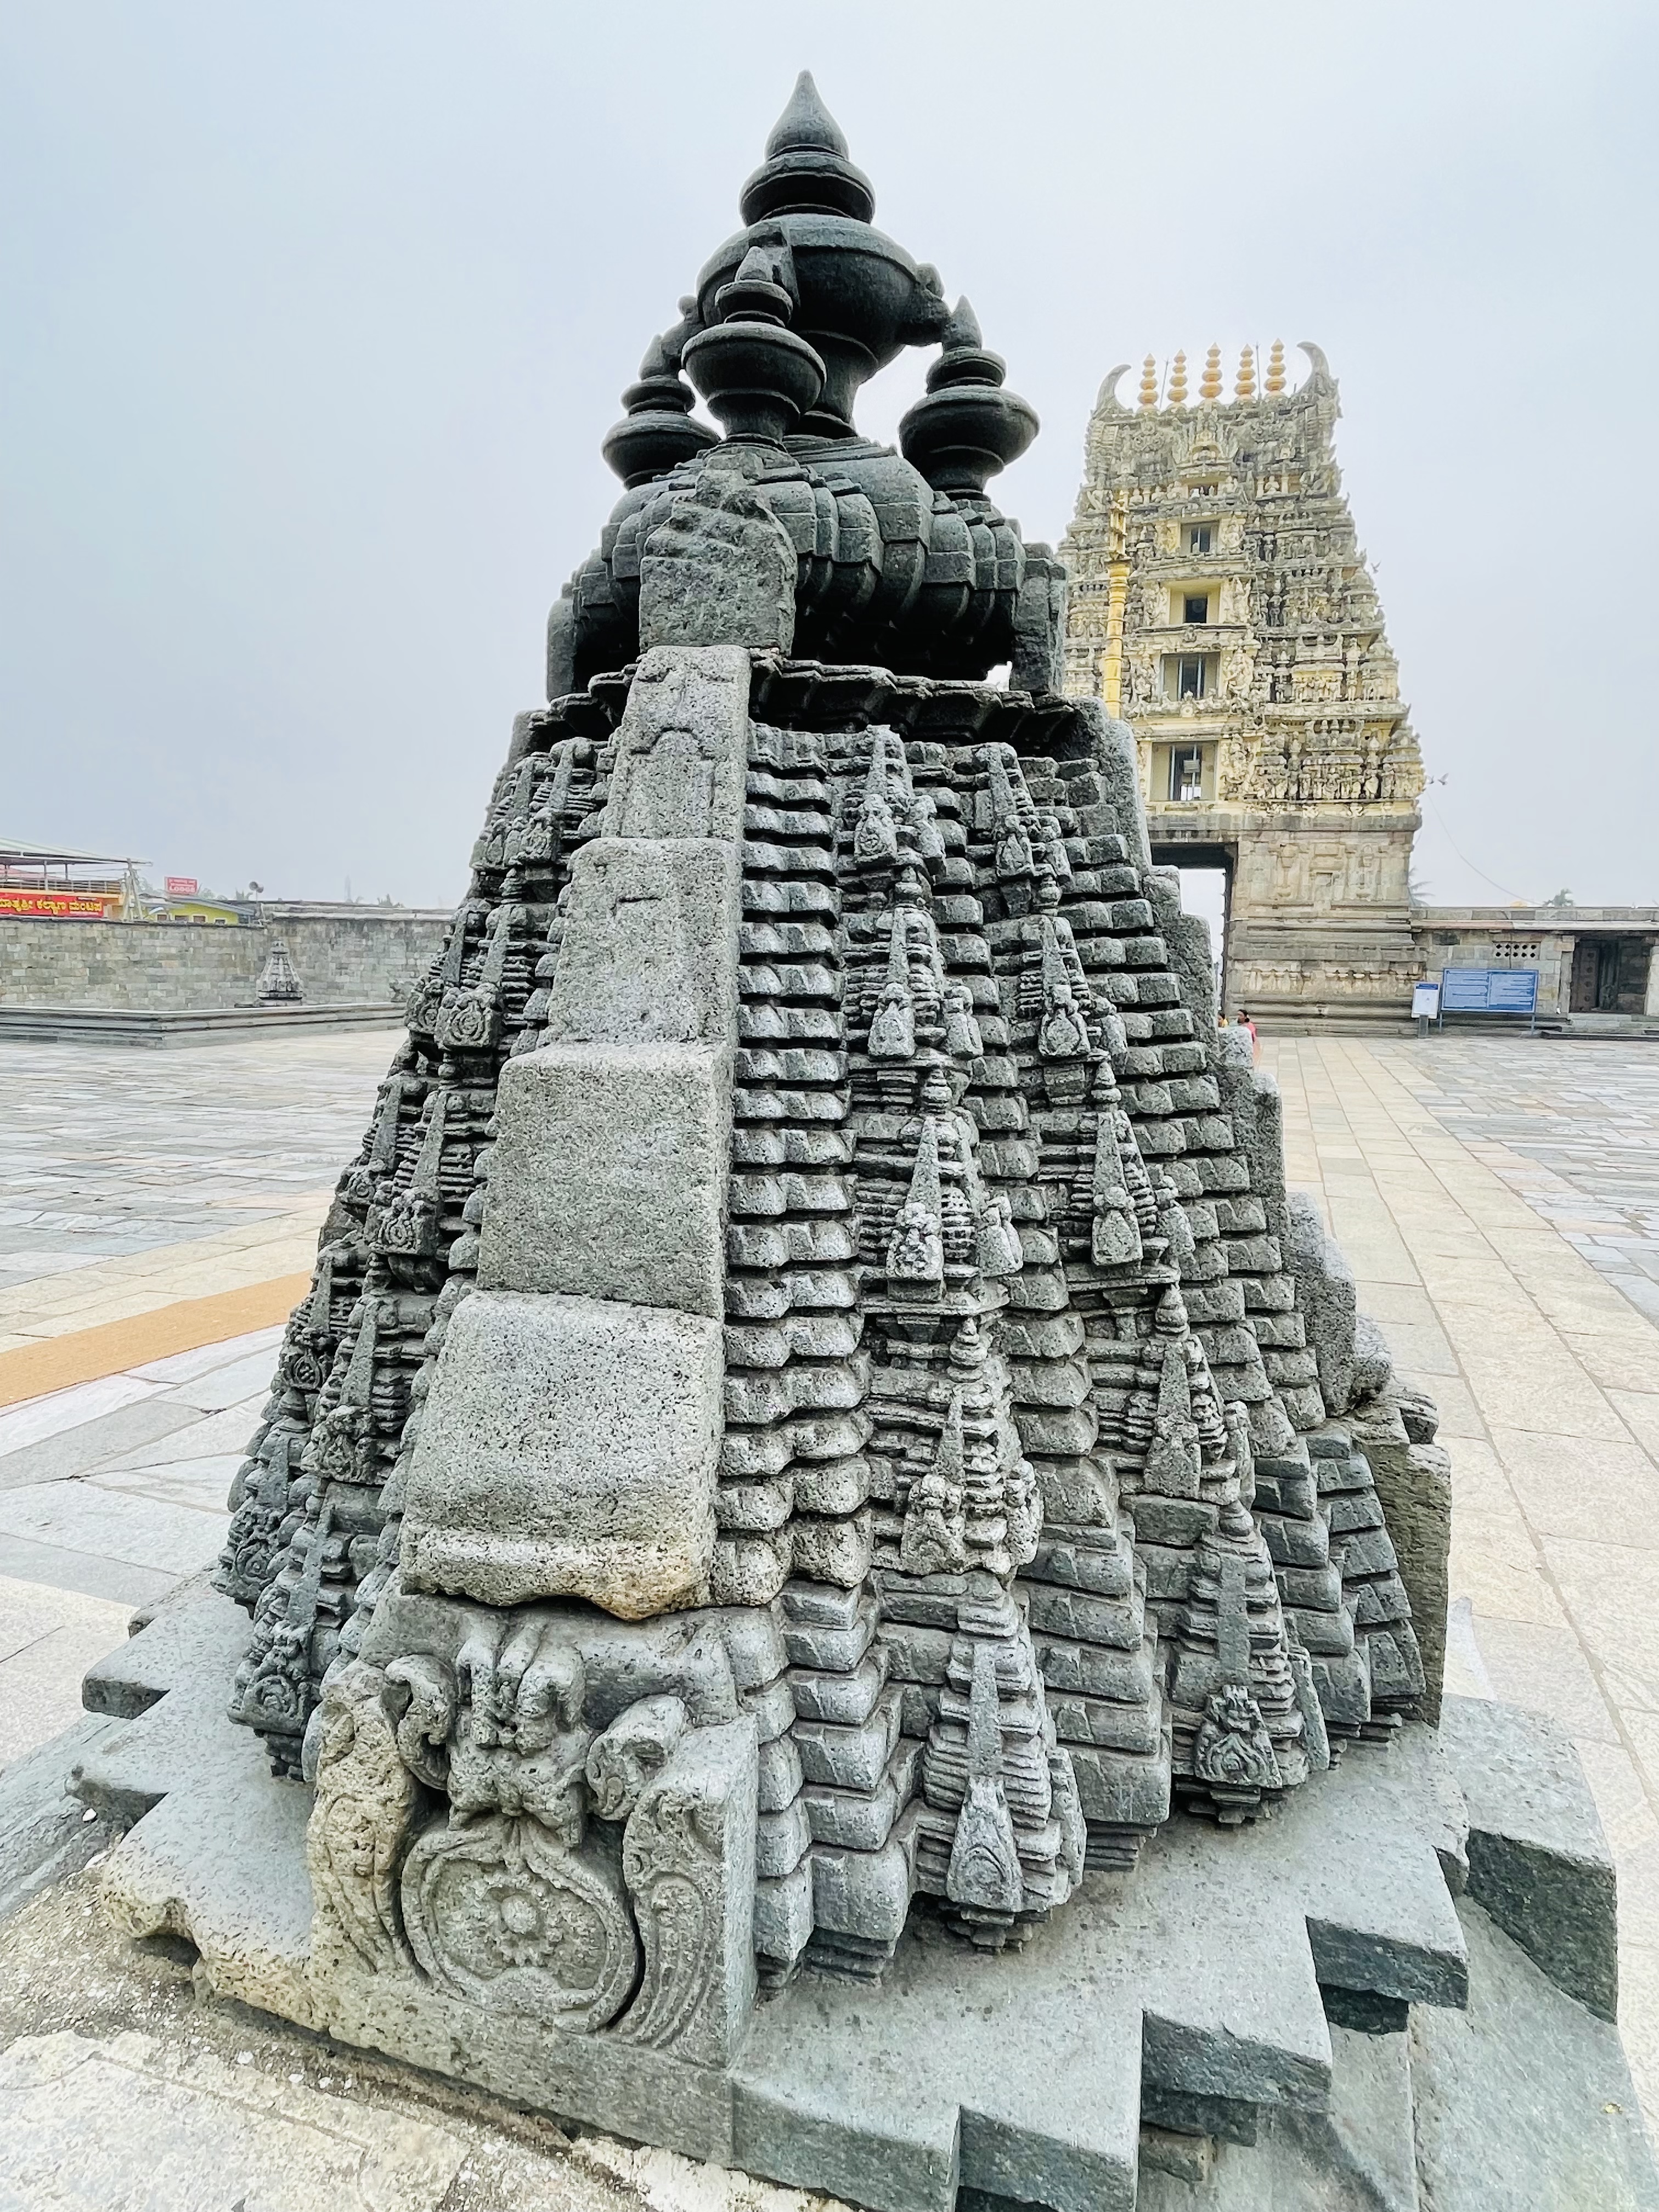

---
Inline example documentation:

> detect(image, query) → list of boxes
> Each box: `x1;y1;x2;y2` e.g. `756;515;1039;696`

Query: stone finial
682;246;826;447
1137;354;1158;409
1167;350;1188;407
898;295;1037;497
1264;338;1287;394
1199;344;1223;402
601;319;719;488
740;71;876;224
1235;346;1257;400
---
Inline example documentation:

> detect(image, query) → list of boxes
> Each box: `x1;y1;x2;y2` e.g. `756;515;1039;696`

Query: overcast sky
2;3;1654;909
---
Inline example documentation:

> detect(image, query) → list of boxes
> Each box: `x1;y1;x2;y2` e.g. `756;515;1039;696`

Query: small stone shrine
75;76;1656;2212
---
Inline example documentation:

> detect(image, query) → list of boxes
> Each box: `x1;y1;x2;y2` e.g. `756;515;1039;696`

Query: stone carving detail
402;1813;640;2027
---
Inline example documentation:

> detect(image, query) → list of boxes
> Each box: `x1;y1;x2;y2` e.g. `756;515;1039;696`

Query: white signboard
1412;981;1441;1020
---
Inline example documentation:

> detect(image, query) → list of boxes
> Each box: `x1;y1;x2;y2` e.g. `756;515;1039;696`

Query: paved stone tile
91;1396;267;1473
128;1325;284;1386
0;1482;228;1578
87;1457;243;1515
0;1375;162;1459
156;1345;280;1412
0;1535;178;1611
0;1577;133;1769
1268;1035;1659;2123
0;2029;468;2209
0;1400;205;1494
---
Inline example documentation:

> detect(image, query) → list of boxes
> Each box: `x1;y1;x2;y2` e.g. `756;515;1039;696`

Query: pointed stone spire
900;295;1038;496
946;1640;1025;1914
854;733;900;864
869;908;917;1059
1264;337;1287;394
1137;354;1158;409
740;71;876;223
1167;349;1189;406
1234;346;1257;400
1091;1105;1144;1268
601;323;718;487
901;1389;968;1576
886;1121;944;1289
1200;343;1223;402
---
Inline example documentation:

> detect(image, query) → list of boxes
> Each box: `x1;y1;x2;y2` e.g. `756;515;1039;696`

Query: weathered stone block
546;837;742;1047
402;1289;720;1620
603;644;751;840
1350;1393;1451;1725
480;1042;730;1319
638;474;797;654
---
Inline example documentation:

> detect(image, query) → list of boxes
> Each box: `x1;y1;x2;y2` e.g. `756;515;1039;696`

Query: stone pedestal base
63;1588;1658;2212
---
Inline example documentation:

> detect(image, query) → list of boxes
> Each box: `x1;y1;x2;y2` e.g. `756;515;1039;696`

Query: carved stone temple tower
74;80;1653;2212
1059;345;1426;1028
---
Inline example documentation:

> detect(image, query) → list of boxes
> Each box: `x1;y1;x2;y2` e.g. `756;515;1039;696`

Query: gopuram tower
70;80;1651;2212
1059;345;1425;1028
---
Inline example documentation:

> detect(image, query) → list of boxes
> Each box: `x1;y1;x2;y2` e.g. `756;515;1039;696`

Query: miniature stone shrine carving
206;67;1442;2159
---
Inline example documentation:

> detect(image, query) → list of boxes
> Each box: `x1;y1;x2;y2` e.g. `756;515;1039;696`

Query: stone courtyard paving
1266;1032;1659;2125
2;1027;1659;2151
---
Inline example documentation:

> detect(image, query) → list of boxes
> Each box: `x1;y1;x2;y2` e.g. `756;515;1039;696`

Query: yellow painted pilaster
1101;492;1128;716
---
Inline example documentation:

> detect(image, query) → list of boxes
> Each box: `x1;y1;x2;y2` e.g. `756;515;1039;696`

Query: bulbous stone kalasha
109;71;1609;2210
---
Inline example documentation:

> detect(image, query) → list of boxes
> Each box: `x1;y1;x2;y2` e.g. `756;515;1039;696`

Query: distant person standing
1236;1009;1259;1059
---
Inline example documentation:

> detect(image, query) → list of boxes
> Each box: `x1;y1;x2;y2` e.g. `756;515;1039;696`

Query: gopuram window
1175;653;1206;699
1183;593;1210;625
1171;744;1207;801
1189;523;1212;554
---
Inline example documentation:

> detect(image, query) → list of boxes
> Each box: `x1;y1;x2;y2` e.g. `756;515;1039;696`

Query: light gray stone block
546;836;742;1047
1351;1397;1452;1726
603;645;751;841
1411;1898;1659;2210
1440;1692;1619;2020
401;1289;721;1620
480;1042;730;1319
1284;1189;1360;1415
1073;699;1153;872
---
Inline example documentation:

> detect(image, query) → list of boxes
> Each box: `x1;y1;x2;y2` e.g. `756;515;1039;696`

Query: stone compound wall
0;910;449;1011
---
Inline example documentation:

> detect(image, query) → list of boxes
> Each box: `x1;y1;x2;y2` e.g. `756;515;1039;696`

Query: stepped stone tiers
71;76;1652;2212
1059;346;1426;1030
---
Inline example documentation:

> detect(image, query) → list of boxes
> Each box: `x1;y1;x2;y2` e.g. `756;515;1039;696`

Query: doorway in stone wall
1152;838;1233;1011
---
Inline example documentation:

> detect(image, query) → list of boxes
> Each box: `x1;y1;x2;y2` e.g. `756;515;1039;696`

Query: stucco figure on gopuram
77;76;1652;2212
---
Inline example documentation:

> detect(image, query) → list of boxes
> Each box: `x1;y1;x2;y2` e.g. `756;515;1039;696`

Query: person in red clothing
1236;1008;1259;1059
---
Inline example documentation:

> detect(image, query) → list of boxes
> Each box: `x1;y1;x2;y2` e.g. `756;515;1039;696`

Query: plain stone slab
1439;1691;1618;2018
1137;2025;1417;2211
545;837;742;1048
0;1399;203;1491
1410;1899;1659;2210
0;1710;121;1920
481;1042;731;1319
0;1375;164;1461
0;1479;228;1578
0;1534;179;1610
0;2030;467;2210
402;1288;721;1618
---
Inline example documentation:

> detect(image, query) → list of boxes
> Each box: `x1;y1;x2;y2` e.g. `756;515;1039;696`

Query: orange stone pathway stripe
0;1275;309;1410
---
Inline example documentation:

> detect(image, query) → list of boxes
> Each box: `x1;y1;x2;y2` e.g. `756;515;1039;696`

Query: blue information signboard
1441;968;1538;1014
